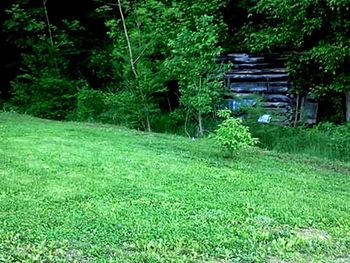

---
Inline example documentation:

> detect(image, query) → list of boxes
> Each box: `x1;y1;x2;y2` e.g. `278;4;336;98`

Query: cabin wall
221;53;294;123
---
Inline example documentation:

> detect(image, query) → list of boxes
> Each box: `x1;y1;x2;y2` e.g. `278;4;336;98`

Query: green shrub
214;109;258;154
150;109;186;134
76;88;105;121
100;91;143;128
11;71;77;120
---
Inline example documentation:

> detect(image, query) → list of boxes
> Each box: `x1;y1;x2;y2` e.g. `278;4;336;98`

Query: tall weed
249;122;350;161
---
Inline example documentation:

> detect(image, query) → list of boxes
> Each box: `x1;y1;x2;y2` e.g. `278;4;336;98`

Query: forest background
0;0;349;140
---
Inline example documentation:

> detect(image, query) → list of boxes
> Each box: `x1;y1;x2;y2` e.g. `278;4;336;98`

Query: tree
95;0;177;131
243;0;350;121
92;0;230;131
2;0;230;129
166;15;227;137
3;1;84;119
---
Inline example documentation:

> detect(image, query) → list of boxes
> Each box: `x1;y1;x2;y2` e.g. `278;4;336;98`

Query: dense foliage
1;0;229;133
0;0;349;131
166;15;226;136
3;2;84;119
242;0;350;121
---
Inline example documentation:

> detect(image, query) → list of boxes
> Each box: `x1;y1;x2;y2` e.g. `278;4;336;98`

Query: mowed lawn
0;113;350;262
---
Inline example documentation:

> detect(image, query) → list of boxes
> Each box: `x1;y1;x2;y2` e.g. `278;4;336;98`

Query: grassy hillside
0;113;350;262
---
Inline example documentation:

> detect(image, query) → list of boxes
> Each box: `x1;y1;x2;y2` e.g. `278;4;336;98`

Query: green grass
0;113;350;262
249;123;350;162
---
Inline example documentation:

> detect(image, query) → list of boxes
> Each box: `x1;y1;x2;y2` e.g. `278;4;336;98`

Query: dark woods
1;0;349;134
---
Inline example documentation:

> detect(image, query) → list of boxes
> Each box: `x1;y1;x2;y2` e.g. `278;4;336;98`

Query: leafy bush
11;71;78;120
75;88;105;121
75;89;165;130
100;91;148;129
214;109;258;154
4;2;84;121
150;109;187;134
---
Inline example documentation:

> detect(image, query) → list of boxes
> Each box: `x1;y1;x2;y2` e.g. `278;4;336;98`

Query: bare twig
133;42;150;65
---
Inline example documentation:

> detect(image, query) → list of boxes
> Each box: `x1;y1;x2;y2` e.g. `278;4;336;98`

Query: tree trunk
198;112;204;137
42;0;58;70
184;109;191;139
118;0;138;79
118;0;152;132
300;96;305;123
42;0;54;47
293;93;300;128
346;91;350;122
145;114;151;133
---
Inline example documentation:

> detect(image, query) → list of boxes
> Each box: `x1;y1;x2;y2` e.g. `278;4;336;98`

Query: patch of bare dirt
266;257;290;263
294;228;329;241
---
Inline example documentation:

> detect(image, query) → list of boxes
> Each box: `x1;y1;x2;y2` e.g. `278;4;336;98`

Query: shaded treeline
0;0;349;135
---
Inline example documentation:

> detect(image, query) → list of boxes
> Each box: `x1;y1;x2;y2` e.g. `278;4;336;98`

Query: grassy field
0;113;350;262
